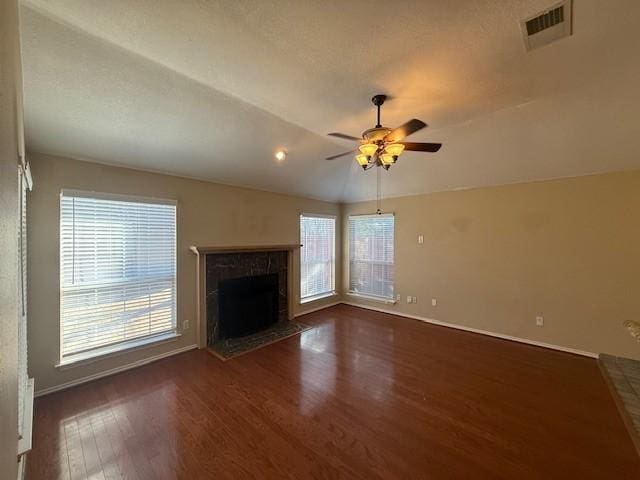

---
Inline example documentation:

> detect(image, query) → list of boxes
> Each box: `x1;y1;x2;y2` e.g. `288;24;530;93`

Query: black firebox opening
217;273;279;339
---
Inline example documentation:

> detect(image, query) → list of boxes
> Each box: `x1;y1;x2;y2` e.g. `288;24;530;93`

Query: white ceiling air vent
521;1;572;51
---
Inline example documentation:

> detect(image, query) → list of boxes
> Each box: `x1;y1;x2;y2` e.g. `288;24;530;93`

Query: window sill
345;292;397;305
56;332;182;370
300;291;338;305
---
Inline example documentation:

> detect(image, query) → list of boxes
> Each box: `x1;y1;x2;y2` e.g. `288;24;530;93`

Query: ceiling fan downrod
371;94;386;128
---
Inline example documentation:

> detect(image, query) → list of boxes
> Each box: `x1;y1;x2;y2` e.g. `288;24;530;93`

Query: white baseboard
35;344;198;397
295;301;342;317
341;301;598;358
33;301;597;398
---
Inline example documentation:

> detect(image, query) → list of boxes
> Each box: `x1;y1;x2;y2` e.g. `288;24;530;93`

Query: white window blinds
348;214;395;299
300;215;336;300
17;166;28;438
60;191;177;362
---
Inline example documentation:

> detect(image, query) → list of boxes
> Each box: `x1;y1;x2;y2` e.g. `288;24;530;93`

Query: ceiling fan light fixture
324;94;440;166
384;143;404;157
355;154;369;167
358;143;378;158
380;153;395;166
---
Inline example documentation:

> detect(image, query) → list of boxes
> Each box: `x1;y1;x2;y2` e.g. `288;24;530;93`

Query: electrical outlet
536;316;544;327
431;298;437;307
183;319;190;330
418;235;424;244
396;293;401;302
412;296;417;304
406;296;413;304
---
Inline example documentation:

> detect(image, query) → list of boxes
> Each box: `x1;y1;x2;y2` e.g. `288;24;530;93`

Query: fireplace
218;273;279;339
190;244;301;349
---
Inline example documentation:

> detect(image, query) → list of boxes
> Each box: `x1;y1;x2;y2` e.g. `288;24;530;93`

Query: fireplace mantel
190;244;301;348
190;244;301;255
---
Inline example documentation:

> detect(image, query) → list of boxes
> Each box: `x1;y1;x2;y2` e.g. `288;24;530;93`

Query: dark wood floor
28;304;640;479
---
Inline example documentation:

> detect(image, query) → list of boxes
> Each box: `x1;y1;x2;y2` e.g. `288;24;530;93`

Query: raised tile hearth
599;353;640;455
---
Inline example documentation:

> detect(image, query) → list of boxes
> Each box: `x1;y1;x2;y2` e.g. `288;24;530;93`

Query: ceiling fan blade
401;142;442;153
328;132;361;141
385;119;427;143
325;149;357;160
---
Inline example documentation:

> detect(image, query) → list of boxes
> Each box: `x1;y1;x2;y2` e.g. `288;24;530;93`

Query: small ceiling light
274;150;286;161
380;153;395;166
355;154;369;168
358;143;378;158
384;143;405;157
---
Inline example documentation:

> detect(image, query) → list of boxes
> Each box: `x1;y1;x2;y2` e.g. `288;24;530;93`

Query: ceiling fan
326;94;441;170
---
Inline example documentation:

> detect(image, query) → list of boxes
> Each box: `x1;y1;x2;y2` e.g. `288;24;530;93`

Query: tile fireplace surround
190;245;301;349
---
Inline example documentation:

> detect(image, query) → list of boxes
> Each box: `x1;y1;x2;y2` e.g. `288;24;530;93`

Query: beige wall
341;171;640;360
27;151;640;395
0;0;23;477
28;152;340;392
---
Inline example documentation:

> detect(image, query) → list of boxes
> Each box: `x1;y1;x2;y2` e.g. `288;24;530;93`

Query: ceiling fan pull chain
376;165;382;214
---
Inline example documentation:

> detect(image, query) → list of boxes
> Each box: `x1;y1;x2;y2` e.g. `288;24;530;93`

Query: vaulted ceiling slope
20;0;640;202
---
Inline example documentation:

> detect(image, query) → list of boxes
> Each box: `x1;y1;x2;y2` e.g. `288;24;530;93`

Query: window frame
299;212;337;304
58;189;179;366
347;213;396;302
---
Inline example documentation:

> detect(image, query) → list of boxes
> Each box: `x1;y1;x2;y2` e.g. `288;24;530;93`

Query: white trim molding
295;301;342;317
17;378;34;455
300;291;338;305
56;332;182;370
36;344;197;397
341;302;598;358
17;455;26;480
345;292;397;305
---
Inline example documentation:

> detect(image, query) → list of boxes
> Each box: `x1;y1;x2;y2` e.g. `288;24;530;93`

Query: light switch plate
418;235;424;244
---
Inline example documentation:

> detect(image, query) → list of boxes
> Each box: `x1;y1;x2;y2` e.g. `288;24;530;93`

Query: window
59;190;177;364
17;164;31;444
348;214;395;300
300;214;336;301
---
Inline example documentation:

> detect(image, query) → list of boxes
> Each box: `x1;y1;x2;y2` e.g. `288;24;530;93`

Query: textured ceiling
20;0;640;202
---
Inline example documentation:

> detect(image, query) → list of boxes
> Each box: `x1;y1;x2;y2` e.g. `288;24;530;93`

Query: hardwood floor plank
27;305;640;479
63;418;88;480
29;390;71;480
